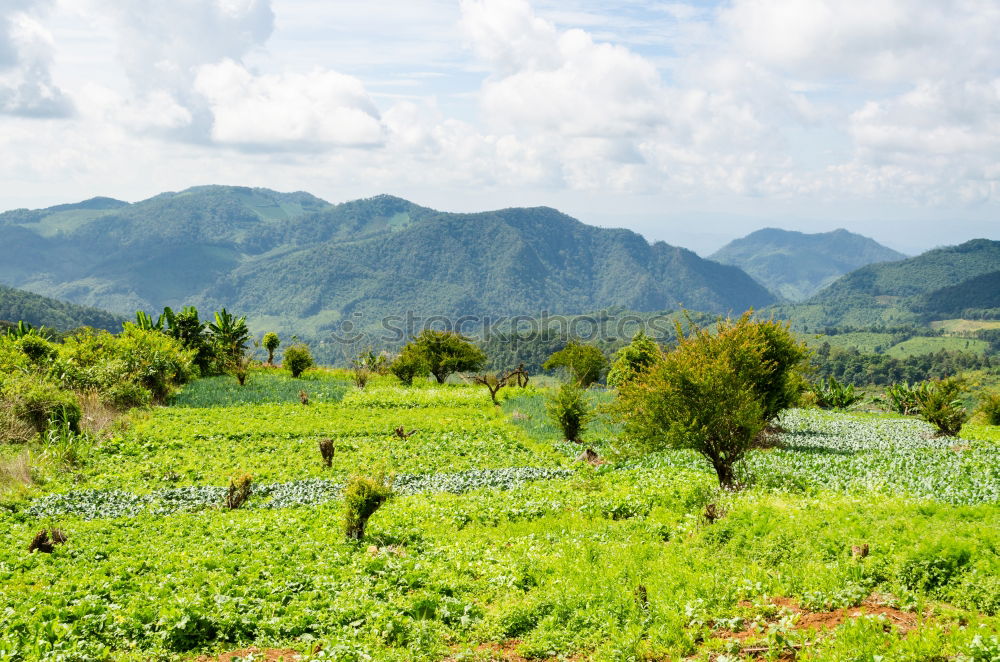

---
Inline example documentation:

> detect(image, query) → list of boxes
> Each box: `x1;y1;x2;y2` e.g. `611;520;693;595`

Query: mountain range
710;228;906;301
0;186;775;338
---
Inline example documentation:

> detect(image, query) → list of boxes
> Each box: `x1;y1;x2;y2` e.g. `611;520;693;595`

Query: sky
0;0;998;255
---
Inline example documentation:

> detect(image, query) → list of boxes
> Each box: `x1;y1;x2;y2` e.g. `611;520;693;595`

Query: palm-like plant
208;308;250;362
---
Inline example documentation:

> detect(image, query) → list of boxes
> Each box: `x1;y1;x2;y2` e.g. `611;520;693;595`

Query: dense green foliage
408;330;486;383
615;314;808;487
542;340;607;387
811;376;863;410
0;283;123;332
916;378;968;437
978;391;1000;425
262;332;280;365
0;187;776;346
711;228;905;301
343;473;394;540
389;345;430;386
606;331;662;388
545;383;591;442
282;343;314;378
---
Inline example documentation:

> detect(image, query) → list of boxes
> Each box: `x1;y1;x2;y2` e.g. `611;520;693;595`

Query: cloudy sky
0;0;998;254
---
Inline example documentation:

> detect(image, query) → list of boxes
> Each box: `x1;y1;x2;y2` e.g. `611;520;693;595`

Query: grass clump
343;473;393;540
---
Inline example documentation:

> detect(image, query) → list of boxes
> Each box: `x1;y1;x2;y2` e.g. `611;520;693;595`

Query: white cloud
0;1;73;117
194;59;384;147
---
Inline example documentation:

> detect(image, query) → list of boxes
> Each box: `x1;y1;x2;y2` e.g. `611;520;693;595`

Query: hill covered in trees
0;186;775;338
710;228;905;301
0;283;124;332
769;239;1000;329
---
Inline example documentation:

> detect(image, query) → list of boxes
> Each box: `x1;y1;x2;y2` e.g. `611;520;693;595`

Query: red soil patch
714;596;919;658
197;648;300;662
445;640;579;662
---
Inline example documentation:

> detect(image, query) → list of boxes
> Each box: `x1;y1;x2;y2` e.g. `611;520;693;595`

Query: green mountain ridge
0;283;124;332
711;227;906;301
0;186;775;338
770;239;1000;329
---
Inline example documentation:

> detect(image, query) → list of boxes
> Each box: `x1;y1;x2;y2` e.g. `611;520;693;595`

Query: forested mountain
769;239;1000;329
710;228;905;301
0;283;123;332
0;186;775;338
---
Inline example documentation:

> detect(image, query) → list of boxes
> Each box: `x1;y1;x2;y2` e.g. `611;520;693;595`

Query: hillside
710;228;905;301
0;186;775;338
0;283;124;332
770;239;1000;329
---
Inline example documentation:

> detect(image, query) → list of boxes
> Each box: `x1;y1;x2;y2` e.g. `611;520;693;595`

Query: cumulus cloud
194;59;384;148
0;0;73;117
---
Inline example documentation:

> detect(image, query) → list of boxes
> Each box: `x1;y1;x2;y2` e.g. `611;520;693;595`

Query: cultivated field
2;371;999;661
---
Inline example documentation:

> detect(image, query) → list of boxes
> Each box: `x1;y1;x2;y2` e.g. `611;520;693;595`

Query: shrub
18;335;56;366
408;330;486;383
283;343;314;378
976;390;1000;425
224;474;253;510
543;340;607;388
812;376;862;410
916;377;967;436
607;331;661;388
614;312;808;488
899;543;971;592
103;382;153;410
352;366;371;389
262;332;280;365
343;473;393;540
546;383;591;442
2;376;81;436
389;346;429;386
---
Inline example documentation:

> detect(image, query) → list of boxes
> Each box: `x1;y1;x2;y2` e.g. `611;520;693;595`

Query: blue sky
0;0;998;254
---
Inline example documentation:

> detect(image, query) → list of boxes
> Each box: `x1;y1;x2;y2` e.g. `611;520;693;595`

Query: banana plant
208;308;250;361
131;310;165;331
6;320;38;339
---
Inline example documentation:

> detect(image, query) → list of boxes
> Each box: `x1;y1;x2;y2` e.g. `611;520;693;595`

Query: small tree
977;390;1000;425
389;345;429;386
262;332;280;366
284;343;314;378
916;377;967;436
614;313;808;489
472;371;513;405
607;331;661;388
208;308;250;366
543;340;607;388
546;382;591;442
343;473;393;540
409;330;486;384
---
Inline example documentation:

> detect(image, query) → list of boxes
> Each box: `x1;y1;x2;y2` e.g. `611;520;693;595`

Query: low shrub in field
607;331;661;389
545;383;590;442
283;343;314;378
916;378;967;436
885;381;922;415
899;542;972;592
976;390;1000;425
18;335;56;366
103;382;152;410
343;473;393;540
224;473;253;510
389;346;429;386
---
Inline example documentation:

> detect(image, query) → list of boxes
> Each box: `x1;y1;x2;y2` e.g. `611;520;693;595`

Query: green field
930;319;1000;334
801;332;897;354
2;376;999;661
885;336;990;358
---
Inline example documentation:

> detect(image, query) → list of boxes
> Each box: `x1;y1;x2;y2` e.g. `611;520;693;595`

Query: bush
343;473;393;540
976;390;1000;425
614;312;808;488
103;382;153;410
899;543;971;592
389;346;430;386
543;340;607;388
2;376;81;436
18;335;56;366
813;376;862;410
607;331;661;388
916;377;967;436
224;473;253;510
408;330;486;383
283;343;314;378
545;383;591;442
